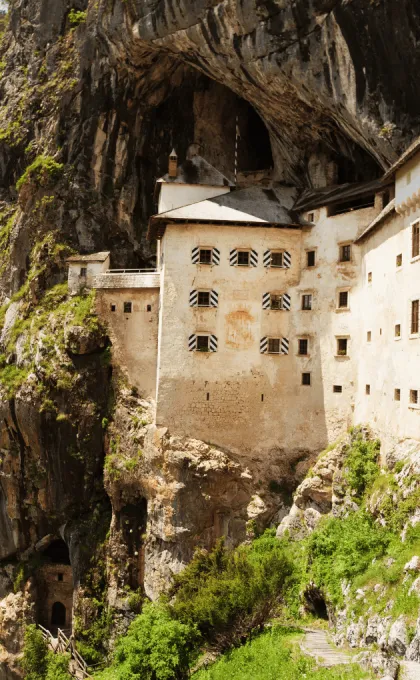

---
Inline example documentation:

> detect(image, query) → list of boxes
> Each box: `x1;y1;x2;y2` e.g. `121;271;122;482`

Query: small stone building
36;539;73;634
67;251;110;293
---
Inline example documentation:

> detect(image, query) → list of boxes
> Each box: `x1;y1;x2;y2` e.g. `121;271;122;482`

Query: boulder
64;324;107;355
406;616;420;662
404;556;420;572
365;615;390;645
388;616;408;656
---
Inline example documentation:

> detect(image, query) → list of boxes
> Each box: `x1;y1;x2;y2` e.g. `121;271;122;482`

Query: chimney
168;149;178;178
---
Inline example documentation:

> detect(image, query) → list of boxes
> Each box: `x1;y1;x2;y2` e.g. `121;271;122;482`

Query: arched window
51;601;66;628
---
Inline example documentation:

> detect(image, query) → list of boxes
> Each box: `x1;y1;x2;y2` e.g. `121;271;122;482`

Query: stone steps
300;629;351;667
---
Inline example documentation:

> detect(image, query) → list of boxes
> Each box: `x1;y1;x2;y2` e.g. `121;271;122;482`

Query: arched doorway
51;601;66;629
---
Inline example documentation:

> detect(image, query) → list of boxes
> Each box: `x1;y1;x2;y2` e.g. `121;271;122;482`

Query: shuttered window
188;334;218;352
189;290;219;307
191;247;220;265
262;292;291;310
263;250;291;268
260;337;289;355
230;249;258;267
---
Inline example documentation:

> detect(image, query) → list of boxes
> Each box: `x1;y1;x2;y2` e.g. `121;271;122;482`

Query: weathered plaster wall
158;184;230;214
68;258;110;295
395;150;420;213
96;289;159;398
354;207;420;452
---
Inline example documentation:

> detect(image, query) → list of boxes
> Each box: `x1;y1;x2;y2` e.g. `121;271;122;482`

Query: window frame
270;294;283;310
411;299;419;336
301;372;311;386
124;301;132;314
339;243;352;263
306;249;316;268
298;338;309;356
197;291;211;307
409;389;419;408
270;251;284;268
198;248;213;265
396;253;403;269
394;388;401;402
237;250;251;267
110;303;116;312
336;337;348;357
367;330;372;343
337;289;350;310
80;266;87;277
411;220;420;260
394;322;401;339
196;335;210;352
366;384;371;395
267;338;281;354
302;293;312;311
333;385;343;394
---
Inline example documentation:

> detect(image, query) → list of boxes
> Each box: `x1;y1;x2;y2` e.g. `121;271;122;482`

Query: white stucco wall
353;207;420;451
395;150;420;214
68;257;110;294
158;183;230;214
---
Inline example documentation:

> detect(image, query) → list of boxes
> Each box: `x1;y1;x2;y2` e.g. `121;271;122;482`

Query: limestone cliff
0;0;419;676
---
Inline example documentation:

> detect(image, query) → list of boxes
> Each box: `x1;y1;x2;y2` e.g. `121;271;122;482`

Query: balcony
93;269;161;289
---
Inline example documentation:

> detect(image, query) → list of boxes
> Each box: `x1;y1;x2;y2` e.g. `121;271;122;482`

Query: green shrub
68;9;87;26
21;625;48;680
45;652;72;680
343;436;380;497
16;155;63;191
96;602;198;680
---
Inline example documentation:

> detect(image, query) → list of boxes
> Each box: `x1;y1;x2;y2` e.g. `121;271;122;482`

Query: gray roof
148;186;307;240
66;251;110;263
383;136;420;180
158;154;234;188
355;199;396;243
295;178;387;212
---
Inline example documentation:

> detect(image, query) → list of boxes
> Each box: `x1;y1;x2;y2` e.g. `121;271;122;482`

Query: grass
192;626;373;680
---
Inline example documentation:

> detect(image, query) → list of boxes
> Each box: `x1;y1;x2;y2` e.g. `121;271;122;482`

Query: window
339;244;351;262
333;385;343;393
411;299;419;334
206;393;210;401
410;389;418;405
367;331;372;342
270;252;283;267
198;291;211;307
396;253;402;268
395;323;401;338
298;339;308;356
124;302;132;314
147;304;152;312
110;304;116;312
368;272;372;283
270;294;283;310
308;212;315;222
261;394;264;402
366;384;371;395
338;291;349;309
57;573;63;582
268;338;281;354
302;294;312;310
307;250;316;267
394;388;401;402
237;251;250;266
337;338;348;356
199;249;212;265
302;372;311;386
412;222;420;259
80;267;87;277
196;336;210;352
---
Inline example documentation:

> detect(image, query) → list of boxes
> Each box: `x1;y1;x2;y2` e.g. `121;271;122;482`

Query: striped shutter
263;250;271;267
282;293;291;310
281;338;289;355
260;337;268;354
262;292;271;309
283;251;291;268
229;249;238;266
210;290;219;307
189;290;198;307
191;247;200;264
188;334;197;351
250;249;258;267
212;248;220;265
209;335;218;352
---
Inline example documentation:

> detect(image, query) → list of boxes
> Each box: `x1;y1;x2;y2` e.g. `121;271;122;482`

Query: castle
67;141;420;459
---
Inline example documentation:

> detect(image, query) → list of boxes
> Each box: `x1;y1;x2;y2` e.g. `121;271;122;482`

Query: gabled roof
355;199;396;243
294;178;387;212
66;252;110;263
148;186;308;240
383;136;420;180
157;154;234;188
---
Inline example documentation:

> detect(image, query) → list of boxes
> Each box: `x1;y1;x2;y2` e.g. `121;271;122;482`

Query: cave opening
118;499;148;590
43;539;71;565
304;585;329;620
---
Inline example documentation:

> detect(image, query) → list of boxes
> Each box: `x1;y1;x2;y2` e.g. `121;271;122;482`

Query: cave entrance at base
304;585;329;620
51;601;67;629
36;538;74;635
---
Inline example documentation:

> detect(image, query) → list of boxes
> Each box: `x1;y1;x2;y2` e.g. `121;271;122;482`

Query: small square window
298;339;308;356
124;302;132;314
338;291;349;309
270;294;283;310
58;573;63;582
302;372;311;386
307;250;316;267
110;304;116;312
199;249;212;265
339;244;351;262
80;267;87;277
268;338;281;354
395;323;401;338
394;388;401;402
366;384;371;395
367;331;372;342
368;272;372;283
271;252;283;267
196;336;209;352
410;389;418;405
412;222;420;258
198;291;211;306
337;338;348;356
396;253;402;268
147;304;152;312
302;294;312;310
237;251;250;266
333;385;343;393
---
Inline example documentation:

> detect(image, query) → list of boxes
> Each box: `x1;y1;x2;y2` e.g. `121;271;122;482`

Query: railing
38;625;99;679
105;269;158;274
93;269;161;289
